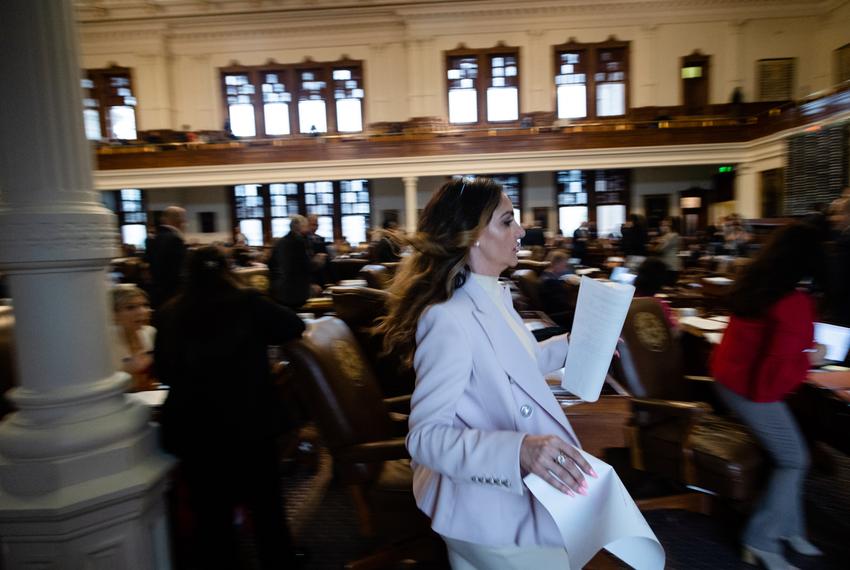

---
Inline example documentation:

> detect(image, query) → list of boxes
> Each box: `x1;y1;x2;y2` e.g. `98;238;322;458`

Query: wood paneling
95;85;850;172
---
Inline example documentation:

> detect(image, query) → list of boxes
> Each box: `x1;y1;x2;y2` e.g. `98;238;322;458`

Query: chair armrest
336;437;410;464
383;394;411;414
683;375;715;384
387;411;409;437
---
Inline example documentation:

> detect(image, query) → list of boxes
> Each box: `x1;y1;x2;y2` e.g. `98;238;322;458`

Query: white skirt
443;536;570;570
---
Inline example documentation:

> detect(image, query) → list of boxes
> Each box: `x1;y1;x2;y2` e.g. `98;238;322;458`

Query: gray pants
714;383;810;553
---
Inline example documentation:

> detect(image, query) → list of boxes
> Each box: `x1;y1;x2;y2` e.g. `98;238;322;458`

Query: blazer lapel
460;280;575;438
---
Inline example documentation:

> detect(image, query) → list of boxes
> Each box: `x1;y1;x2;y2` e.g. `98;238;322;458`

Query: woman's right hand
520;434;596;496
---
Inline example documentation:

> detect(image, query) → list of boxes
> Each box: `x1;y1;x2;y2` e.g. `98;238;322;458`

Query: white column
0;2;173;568
403;176;419;233
734;164;760;219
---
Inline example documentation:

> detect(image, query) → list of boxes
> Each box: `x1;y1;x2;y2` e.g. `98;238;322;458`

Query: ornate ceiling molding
75;0;844;24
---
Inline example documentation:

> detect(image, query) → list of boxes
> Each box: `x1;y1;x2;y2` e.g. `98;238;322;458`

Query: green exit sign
718;166;734;173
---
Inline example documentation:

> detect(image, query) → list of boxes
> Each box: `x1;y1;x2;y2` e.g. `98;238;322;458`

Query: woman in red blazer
711;223;826;570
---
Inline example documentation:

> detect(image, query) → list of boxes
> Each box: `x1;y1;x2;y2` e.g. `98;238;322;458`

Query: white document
678;316;728;331
126;389;168;407
524;450;665;570
561;276;634;402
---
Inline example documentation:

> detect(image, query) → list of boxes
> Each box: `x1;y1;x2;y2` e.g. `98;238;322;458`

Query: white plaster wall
144;186;231;243
78;5;850;132
631;165;718;217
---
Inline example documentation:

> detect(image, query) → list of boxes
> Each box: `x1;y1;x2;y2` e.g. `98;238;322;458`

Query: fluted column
0;2;172;568
403;176;419;233
734;164;760;219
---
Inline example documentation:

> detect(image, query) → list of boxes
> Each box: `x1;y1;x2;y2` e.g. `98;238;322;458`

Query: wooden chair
0;305;17;420
358;264;392;290
280;317;443;569
232;266;270;293
329;286;415;398
612;298;766;512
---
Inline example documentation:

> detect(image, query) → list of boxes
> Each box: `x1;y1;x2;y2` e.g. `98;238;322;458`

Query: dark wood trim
445;43;521;128
553;36;630;120
220;58;364;138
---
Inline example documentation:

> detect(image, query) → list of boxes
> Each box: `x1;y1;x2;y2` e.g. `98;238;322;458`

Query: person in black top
145;206;187;308
538;249;575;329
268;215;313;309
371;219;402;263
620;214;648;257
155;246;305;569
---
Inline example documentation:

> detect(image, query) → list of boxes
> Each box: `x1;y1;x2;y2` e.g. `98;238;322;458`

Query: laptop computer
814;322;850;366
609;266;637;285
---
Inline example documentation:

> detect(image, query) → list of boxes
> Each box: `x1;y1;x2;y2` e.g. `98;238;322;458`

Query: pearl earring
474;240;480;247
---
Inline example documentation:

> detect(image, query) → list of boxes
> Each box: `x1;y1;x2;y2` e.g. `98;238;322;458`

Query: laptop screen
814;322;850;363
610;266;636;285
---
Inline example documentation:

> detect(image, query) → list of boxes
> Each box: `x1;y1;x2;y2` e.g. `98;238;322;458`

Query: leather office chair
613;298;765;510
280;317;441;568
358;264;392;290
330;286;415;398
511;269;543;311
232;266;270;293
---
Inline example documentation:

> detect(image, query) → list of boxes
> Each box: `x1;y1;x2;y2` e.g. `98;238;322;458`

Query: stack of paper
561;277;635;402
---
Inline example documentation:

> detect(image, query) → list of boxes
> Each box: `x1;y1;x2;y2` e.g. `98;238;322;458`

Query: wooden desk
559;395;632;457
791;370;850;456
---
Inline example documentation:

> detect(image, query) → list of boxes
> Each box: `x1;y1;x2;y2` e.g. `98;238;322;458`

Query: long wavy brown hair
374;177;503;367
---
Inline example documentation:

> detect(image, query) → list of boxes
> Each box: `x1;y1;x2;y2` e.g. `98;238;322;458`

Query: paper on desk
561;276;634;402
524;450;665;570
678;316;728;331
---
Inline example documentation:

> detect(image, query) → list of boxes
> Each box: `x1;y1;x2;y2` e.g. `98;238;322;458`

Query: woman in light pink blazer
377;178;595;568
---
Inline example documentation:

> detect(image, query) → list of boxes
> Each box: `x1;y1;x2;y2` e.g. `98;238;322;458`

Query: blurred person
633;258;677;329
521;220;546;247
376;178;599;567
572;221;590;264
232;225;248;247
268;215;313;310
111;285;156;392
371;218;402;263
710;223;827;570
145;206;187;308
652;216;681;285
539;249;575;329
154;246;306;569
723;213;752;256
306;214;331;286
620;214;648;257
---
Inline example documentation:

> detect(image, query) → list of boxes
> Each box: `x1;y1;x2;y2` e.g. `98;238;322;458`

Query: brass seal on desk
333;339;365;386
634;312;669;352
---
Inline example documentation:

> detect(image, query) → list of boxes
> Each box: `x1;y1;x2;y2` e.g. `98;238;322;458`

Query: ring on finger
556;453;567;466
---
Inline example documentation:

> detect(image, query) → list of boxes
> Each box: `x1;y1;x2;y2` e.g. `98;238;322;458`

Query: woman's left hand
520;434;597;496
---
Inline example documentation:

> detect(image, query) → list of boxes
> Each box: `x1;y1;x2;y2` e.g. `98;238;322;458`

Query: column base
0;429;174;569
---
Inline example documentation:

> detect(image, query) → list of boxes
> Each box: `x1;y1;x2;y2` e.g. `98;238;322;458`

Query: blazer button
520;404;533;418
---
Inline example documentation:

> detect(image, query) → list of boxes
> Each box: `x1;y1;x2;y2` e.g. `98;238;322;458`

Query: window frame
445;43;521;127
83;66;138;141
229;180;371;245
554;169;631;233
553;37;630;120
757;57;795;102
107;188;148;248
220;57;365;139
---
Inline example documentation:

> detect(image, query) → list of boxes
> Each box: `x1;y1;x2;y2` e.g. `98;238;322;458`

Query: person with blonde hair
376;178;596;568
110;284;156;391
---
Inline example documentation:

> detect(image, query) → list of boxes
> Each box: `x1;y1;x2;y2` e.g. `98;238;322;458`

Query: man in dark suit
521;220;546;247
145;206;187;308
269;215;313;310
305;214;331;286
